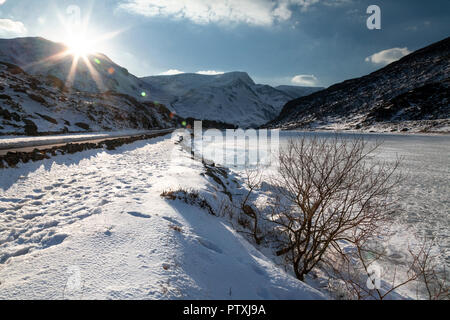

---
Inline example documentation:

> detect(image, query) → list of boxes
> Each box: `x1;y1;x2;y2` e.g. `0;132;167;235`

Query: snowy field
0;134;324;300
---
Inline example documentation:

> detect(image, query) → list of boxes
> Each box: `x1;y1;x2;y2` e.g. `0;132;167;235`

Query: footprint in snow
22;212;44;220
41;234;68;248
0;198;22;203
127;211;151;219
25;193;44;200
198;238;223;254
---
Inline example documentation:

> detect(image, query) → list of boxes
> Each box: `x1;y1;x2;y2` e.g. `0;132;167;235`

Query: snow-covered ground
0;133;324;300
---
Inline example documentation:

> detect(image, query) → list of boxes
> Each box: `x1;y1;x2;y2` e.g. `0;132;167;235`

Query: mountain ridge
141;71;322;127
0;37;323;128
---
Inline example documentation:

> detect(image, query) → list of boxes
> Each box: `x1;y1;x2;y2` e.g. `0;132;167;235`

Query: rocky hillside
0;61;177;136
142;72;322;128
268;37;450;133
0;37;147;99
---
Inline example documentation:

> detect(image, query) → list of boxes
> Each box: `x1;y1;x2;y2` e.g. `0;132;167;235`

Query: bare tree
410;241;449;300
270;135;401;282
239;167;264;245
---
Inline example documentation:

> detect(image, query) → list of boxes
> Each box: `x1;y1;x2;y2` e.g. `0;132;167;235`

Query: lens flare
40;6;127;92
66;33;95;58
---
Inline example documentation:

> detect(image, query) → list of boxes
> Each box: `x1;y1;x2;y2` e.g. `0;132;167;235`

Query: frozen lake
199;130;449;273
281;132;449;262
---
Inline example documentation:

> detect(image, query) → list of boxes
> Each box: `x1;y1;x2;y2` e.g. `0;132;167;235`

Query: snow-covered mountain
0;61;177;135
0;37;148;99
268;37;450;133
141;72;321;128
0;37;322;129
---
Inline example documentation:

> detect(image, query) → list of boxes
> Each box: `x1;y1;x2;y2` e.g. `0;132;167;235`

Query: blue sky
0;0;449;87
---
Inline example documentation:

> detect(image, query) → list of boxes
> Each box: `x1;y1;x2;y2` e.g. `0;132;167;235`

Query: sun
65;33;94;57
32;5;125;92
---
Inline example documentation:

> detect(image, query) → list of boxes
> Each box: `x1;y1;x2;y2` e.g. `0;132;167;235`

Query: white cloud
118;0;323;26
365;47;411;66
0;0;6;5
159;69;185;75
291;74;318;86
0;19;27;37
196;70;225;75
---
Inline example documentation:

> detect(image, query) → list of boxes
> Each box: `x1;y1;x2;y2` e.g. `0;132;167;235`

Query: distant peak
216;71;255;86
141;71;256;86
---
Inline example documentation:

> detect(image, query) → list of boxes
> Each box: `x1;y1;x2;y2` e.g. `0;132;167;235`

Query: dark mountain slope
268;37;450;133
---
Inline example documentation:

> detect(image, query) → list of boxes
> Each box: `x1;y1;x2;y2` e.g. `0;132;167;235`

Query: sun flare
29;5;125;92
65;33;94;57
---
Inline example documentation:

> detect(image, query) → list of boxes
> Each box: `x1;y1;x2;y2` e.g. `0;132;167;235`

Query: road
0;129;175;156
